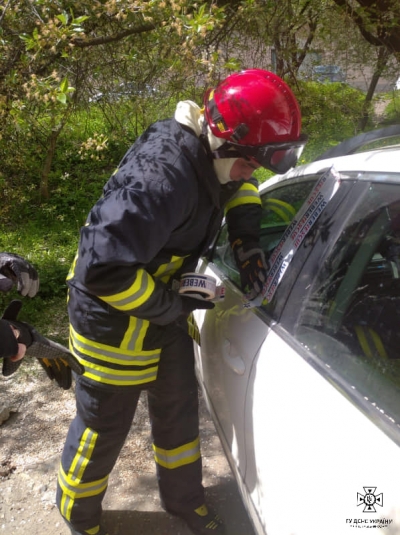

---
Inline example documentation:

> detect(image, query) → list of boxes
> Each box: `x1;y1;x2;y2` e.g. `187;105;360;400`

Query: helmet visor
232;134;308;174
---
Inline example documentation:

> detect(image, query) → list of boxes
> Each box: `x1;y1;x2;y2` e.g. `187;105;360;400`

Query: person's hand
175;296;215;343
1;300;84;387
0;253;39;297
0;319;25;360
232;239;268;301
1;300;32;376
8;324;27;362
180;295;215;317
0;316;27;377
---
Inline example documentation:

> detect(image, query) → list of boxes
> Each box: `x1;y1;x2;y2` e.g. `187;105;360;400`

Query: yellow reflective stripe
69;325;160;386
187;313;201;346
86;527;104;535
153;437;201;469
70;325;158;364
60;486;70;521
66;251;79;281
58;428;108;521
355;325;374;359
368;328;389;359
355;325;388;360
264;198;297;222
81;365;158;386
58;466;108;499
226;183;261;211
99;268;155;311
226;195;261;211
120;316;149;352
84;527;103;535
225;183;261;212
152;255;188;284
71;428;97;481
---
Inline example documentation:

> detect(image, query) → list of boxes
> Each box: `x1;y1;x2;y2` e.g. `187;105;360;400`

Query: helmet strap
199;119;214;161
200;118;244;161
231;123;249;142
212;142;242;160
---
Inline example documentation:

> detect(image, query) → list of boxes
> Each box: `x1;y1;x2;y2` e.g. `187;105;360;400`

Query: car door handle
222;339;245;375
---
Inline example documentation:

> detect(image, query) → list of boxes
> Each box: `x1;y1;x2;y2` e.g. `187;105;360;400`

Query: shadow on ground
102;476;255;535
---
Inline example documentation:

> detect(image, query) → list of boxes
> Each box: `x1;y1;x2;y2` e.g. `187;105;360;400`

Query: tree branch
71;22;156;48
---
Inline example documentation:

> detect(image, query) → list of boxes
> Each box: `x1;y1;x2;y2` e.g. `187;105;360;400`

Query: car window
213;178;317;317
294;181;400;434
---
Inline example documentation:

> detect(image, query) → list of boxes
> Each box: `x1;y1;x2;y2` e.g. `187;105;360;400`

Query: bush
295;81;369;162
254;81;368;183
381;91;400;125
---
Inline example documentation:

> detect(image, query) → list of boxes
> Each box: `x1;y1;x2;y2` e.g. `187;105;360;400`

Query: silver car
193;128;400;535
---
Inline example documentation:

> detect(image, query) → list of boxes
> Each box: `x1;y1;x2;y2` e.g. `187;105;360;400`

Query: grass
0;221;77;346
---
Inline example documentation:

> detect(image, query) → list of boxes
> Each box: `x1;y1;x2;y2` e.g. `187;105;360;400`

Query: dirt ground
0;361;256;535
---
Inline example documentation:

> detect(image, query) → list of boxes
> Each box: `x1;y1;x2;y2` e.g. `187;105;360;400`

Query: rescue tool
175;273;225;302
1;300;84;389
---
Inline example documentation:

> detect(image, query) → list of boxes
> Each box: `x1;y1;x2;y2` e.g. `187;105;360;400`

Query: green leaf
57;93;67;104
72;16;89;24
60;77;69;93
56;14;68;25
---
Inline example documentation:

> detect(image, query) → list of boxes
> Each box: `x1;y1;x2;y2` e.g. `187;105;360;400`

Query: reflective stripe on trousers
56;325;205;532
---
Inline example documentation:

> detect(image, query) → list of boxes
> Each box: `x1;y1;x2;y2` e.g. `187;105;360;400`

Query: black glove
232;239;268;301
0;319;19;360
36;357;74;390
1;300;29;377
180;295;215;317
175;296;215;344
0;253;39;297
1;300;83;388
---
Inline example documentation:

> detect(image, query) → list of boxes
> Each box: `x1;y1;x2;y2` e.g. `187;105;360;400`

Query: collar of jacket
173;119;222;209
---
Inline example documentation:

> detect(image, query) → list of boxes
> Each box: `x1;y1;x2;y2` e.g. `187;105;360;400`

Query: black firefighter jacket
67;118;262;387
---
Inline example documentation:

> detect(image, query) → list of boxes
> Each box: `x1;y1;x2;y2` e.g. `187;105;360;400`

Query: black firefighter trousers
56;325;205;533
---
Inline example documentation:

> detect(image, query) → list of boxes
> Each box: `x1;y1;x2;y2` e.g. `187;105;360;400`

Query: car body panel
193;145;400;535
262;147;400;194
246;325;400;535
196;270;400;535
195;274;268;477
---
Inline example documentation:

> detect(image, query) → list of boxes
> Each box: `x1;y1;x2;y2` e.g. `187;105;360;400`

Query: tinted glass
295;181;400;432
213;178;316;316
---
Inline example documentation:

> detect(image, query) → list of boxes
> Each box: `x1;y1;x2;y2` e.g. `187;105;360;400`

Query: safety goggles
225;134;308;174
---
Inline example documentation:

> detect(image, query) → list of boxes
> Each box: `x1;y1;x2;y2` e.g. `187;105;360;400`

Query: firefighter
57;69;307;535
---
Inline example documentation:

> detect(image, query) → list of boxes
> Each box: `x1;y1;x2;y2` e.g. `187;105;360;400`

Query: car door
243;175;400;535
194;137;400;533
194;176;320;513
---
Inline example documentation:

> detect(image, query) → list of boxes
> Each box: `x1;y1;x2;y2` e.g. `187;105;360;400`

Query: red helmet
204;69;307;173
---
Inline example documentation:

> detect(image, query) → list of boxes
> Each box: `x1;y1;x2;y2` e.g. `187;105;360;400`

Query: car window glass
259;180;316;259
294;182;400;431
213;178;317;317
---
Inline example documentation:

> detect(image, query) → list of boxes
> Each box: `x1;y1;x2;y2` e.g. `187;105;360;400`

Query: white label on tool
244;165;341;307
179;273;224;300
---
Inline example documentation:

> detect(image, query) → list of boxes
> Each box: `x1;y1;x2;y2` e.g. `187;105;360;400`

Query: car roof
260;145;400;192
